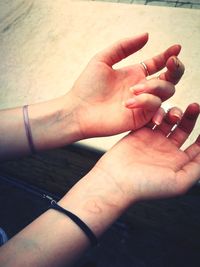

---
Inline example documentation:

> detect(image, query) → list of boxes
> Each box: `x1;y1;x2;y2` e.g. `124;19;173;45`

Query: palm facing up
98;103;200;203
70;33;184;138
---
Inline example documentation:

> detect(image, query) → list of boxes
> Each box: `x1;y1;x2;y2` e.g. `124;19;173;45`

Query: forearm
0;93;81;161
0;166;133;267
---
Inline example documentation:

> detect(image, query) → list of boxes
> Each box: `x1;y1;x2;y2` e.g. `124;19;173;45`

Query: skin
0;33;184;160
1;33;195;267
96;103;200;202
70;33;184;138
0;104;199;267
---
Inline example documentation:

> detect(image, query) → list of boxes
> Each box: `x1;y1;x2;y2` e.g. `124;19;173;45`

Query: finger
155;107;183;136
94;33;149;67
124;93;161;111
168;103;200;147
159;56;185;85
130;79;175;102
185;135;200;160
168;107;183;124
152;107;166;126
141;44;181;76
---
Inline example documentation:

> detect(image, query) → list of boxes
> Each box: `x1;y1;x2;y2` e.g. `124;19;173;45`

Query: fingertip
164;56;185;85
144;32;149;40
126;94;162;111
166;44;182;59
143;32;149;45
175;44;181;53
172;44;182;56
152;107;165;125
186;103;200;116
152;116;162;126
166;56;184;71
166;56;176;71
169;114;182;125
171;106;183;114
138;32;149;45
190;102;200;111
133;32;149;47
178;103;200;126
141;32;149;39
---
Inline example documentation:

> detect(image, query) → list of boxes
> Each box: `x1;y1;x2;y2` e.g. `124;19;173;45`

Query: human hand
68;33;184;139
2;109;198;267
95;103;200;206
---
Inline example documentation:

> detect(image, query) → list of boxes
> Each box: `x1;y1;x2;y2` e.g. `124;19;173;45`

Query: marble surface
0;0;199;150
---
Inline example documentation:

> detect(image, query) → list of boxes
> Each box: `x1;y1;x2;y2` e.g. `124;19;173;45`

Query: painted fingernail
130;84;146;94
173;112;182;119
171;114;182;122
153;115;163;125
154;120;161;126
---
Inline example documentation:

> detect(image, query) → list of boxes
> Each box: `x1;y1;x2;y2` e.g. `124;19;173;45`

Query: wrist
28;93;83;151
59;165;135;237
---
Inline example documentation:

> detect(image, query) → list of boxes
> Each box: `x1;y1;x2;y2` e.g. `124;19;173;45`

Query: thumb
124;93;162;112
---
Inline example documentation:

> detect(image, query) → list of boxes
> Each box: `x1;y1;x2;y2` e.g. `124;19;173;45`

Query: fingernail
174;112;181;119
172;57;180;68
153;115;162;126
124;98;137;107
130;84;146;93
154;119;161;126
172;113;182;121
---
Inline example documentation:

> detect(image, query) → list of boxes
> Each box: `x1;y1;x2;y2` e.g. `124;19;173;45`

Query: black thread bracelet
49;199;98;247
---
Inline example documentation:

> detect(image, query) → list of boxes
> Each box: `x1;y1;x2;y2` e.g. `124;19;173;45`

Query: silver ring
140;62;150;77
